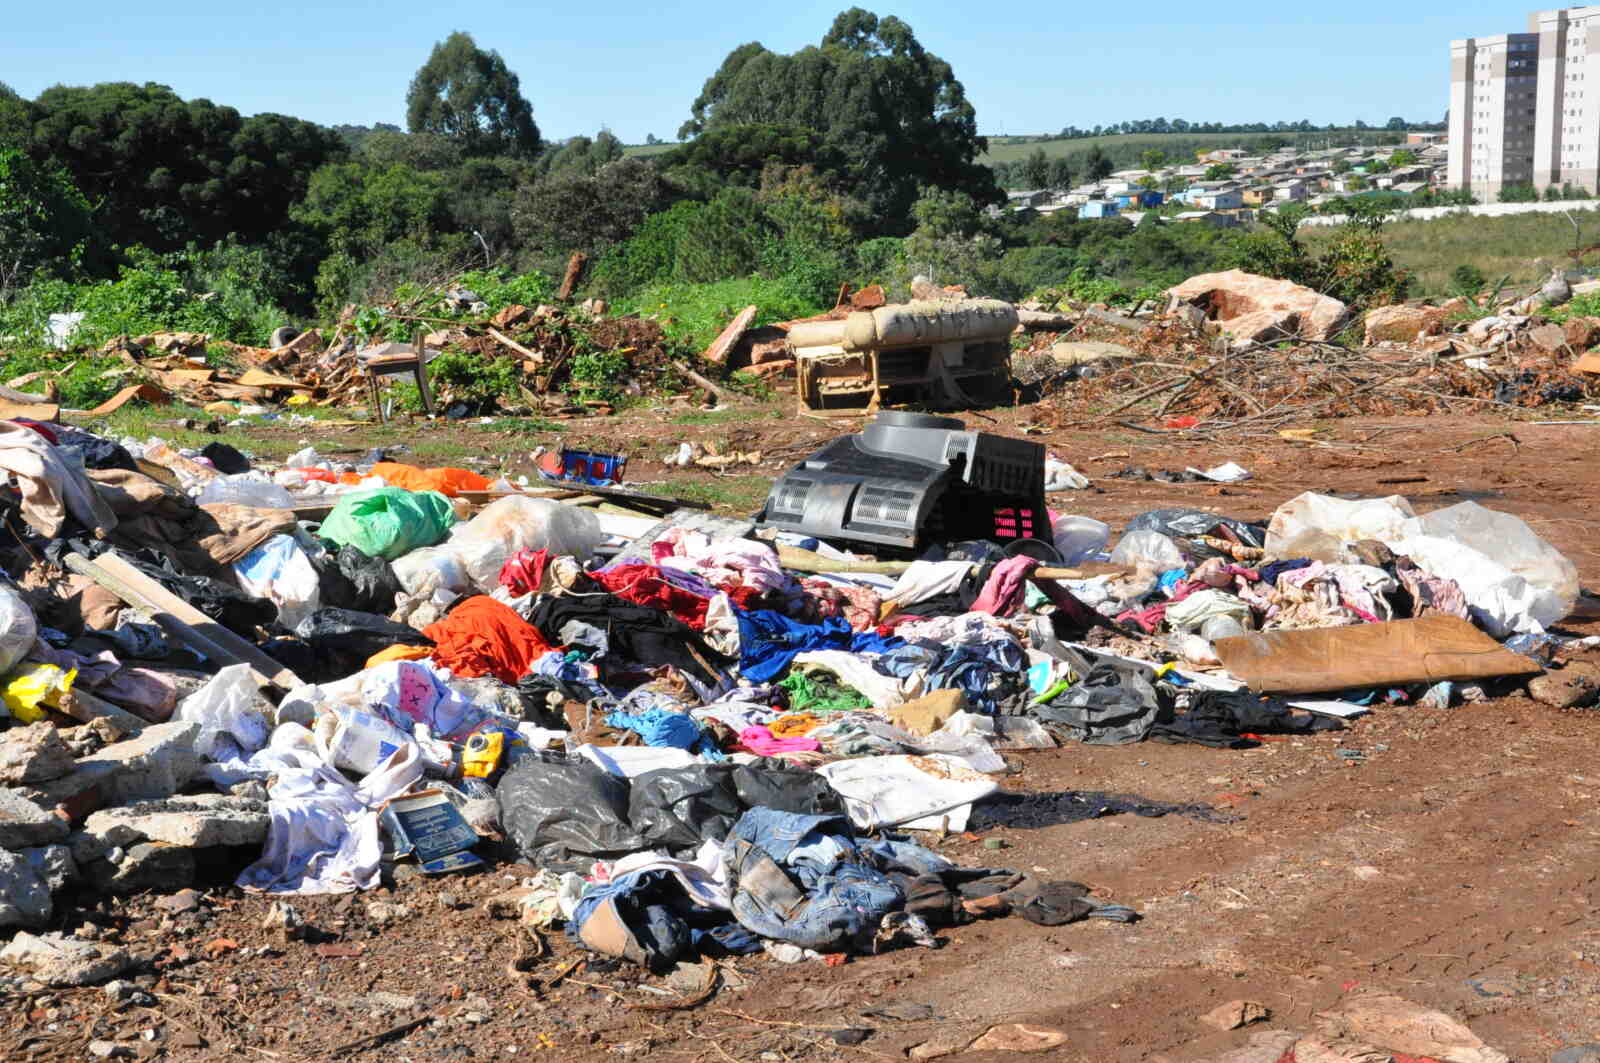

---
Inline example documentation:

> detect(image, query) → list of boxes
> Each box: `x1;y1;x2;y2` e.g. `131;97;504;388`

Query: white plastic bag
1051;515;1110;564
0;583;39;677
1265;492;1416;561
447;496;603;591
1109;529;1186;570
1413;502;1578;624
177;664;269;760
391;544;470;598
234;535;321;630
197;474;296;509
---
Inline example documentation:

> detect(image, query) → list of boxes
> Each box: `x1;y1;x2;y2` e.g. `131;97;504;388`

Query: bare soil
7;400;1600;1062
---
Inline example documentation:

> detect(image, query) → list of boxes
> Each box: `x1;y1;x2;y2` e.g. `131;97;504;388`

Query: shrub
611;275;827;350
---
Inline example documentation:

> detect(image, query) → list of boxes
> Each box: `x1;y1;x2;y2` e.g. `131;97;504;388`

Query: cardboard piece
1573;350;1600;375
0;400;60;422
77;383;171;418
1213;616;1543;694
236;367;312;390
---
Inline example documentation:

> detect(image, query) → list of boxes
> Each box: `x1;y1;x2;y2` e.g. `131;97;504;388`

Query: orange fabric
422;595;553;684
365;643;433;669
371;462;492;497
768;713;823;737
289;467;362;485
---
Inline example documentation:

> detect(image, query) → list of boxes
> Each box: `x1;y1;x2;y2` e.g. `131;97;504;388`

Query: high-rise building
1450;7;1600;199
1448;32;1540;200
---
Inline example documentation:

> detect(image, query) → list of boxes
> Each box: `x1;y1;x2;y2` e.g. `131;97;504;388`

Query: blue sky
1;2;1527;143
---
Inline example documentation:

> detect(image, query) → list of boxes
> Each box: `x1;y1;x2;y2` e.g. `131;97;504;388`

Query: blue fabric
1158;568;1186;594
877;638;1026;715
604;706;725;760
725;808;904;952
572;868;756;971
734;610;903;682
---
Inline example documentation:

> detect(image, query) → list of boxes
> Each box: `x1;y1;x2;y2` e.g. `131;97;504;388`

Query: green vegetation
1305;208;1600;297
611;275;828;350
642;474;772;511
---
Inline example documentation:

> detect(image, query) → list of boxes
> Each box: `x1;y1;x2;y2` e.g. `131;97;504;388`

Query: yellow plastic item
2;664;77;723
461;731;505;779
364;644;433;669
286;394;313;406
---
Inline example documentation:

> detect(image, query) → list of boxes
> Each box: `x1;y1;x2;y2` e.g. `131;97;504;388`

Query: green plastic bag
319;487;456;561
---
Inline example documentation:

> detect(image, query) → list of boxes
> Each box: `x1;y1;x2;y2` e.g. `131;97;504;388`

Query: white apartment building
1448;33;1540;199
1449;8;1600;198
1532;6;1600;191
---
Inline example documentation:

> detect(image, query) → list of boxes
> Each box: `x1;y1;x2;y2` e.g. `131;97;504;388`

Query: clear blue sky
0;2;1526;143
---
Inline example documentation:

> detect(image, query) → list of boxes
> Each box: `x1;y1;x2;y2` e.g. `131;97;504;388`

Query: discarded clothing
1150;690;1345;747
529;593;727;686
0;421;118;538
498;548;550;597
591;563;711;630
735;610;902;684
779;670;869;714
423;595;553;685
606;706;723;759
801;576;883;632
971;555;1041;617
737;725;822;757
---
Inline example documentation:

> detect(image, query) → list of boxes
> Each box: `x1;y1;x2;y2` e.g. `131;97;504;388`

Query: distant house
1078;201;1120;219
1114;189;1164;208
1192;188;1245;210
1390;181;1429;195
1242;186;1276;207
1172;210;1236;228
1407;131;1446;146
1199;148;1248;163
1272;180;1309;201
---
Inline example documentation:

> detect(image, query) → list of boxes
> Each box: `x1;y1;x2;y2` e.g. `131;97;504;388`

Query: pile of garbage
1017;268;1600;429
0;410;1588;993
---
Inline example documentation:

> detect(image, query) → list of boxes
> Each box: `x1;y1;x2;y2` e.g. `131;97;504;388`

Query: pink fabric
971;555;1039;617
736;725;821;756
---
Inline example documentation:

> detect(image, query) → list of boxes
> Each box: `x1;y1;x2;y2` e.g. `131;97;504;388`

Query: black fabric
310;540;403;615
528;592;729;686
498;752;646;871
200;442;251;475
263;607;431;682
49;425;137;473
728;764;844;819
1012;880;1098;926
1257;559;1313;586
1149;690;1345;748
970;789;1233;830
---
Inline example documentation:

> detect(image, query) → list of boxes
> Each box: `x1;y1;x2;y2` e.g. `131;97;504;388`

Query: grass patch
670;408;782;426
642;474;771;512
1302;208;1600;297
611;276;826;351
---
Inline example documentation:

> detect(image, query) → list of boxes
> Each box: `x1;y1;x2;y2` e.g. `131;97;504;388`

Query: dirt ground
7;397;1600;1062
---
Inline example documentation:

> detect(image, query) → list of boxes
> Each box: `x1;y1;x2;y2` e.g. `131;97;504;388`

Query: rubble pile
1016;270;1600;429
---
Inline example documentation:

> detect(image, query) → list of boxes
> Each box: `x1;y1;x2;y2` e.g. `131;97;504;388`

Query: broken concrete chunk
1363;305;1444;346
1167;269;1350;342
0;787;70;849
1316;990;1509;1063
0;848;53;929
0;931;133;986
966;1024;1070;1053
83;794;268;849
1196;1029;1303;1063
88;841;195;896
1201;999;1271;1031
0;722;78;785
74;720;202;803
1526;662;1600;709
21;844;77;893
1291;1037;1394;1063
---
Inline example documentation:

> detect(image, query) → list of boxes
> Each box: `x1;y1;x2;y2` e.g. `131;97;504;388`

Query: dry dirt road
6;406;1599;1062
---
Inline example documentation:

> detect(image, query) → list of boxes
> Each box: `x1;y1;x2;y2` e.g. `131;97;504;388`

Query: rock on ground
0;848;52;929
21;843;76;892
83;794;269;848
73;720;202;803
0;786;70;849
1316;990;1509;1063
1364;305;1446;346
0;931;133;986
0;722;77;785
87;841;195;896
1167;270;1351;342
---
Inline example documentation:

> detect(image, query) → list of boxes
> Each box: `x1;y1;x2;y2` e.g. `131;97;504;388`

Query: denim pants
725;808;903;951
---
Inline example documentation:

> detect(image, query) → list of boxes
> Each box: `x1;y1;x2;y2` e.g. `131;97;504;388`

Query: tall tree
679;9;998;229
1084;145;1113;181
406;32;540;159
1045;156;1074;192
1020;148;1050;189
0;147;91;285
25;82;344;264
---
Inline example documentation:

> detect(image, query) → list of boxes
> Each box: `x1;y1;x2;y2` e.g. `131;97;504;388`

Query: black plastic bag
628;765;744;854
1029;660;1163;745
628;763;846;856
200;442;251;475
310;540;404;616
112;547;277;636
1124;508;1265;561
50;425;137;473
274;607;430;681
498;753;646;871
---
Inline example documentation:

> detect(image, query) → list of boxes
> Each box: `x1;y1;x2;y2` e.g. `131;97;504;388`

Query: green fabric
779;670;870;713
319;487;456;560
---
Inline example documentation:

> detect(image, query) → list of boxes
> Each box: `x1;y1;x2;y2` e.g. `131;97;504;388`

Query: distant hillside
622;142;677;157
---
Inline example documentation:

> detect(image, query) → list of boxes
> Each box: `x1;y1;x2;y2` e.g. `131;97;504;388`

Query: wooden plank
64;552;304;693
57;689;148;734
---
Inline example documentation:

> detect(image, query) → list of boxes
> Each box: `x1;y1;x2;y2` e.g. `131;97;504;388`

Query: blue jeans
725;808;904;952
